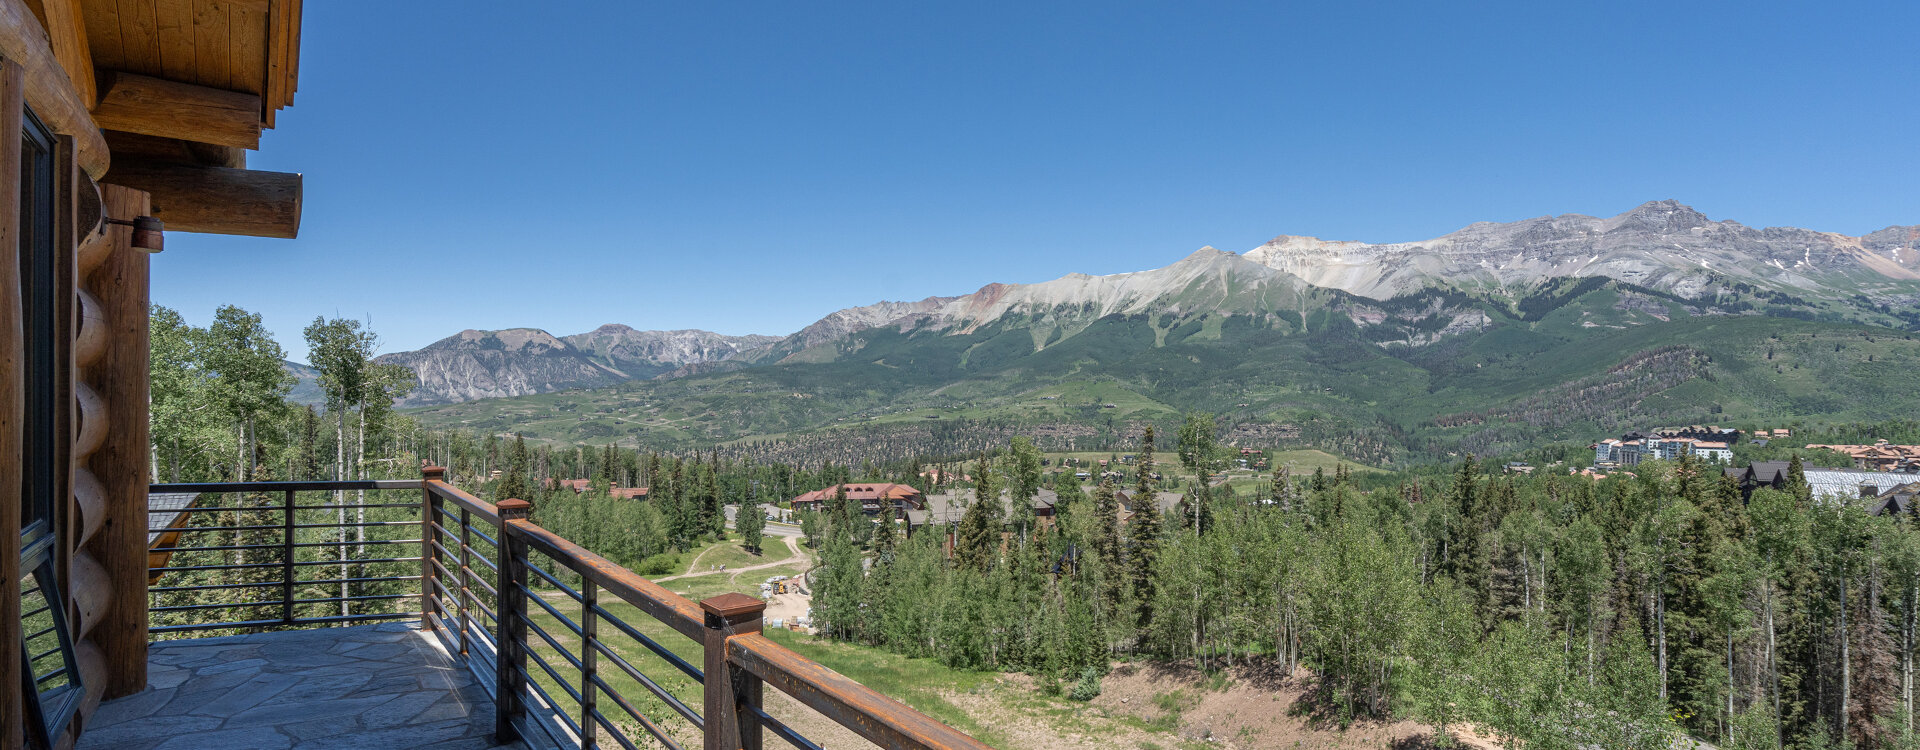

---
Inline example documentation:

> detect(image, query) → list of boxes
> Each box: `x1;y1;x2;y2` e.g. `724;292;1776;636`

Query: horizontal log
74;287;105;367
92;71;262;150
70;552;111;638
103;161;301;239
0;0;108;178
73;380;104;458
104;130;246;169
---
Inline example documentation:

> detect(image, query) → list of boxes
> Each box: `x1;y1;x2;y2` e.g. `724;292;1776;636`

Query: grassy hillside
408;282;1920;467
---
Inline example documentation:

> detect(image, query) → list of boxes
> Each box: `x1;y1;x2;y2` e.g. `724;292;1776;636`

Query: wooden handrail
729;633;996;750
413;468;992;750
425;479;501;528
504;517;706;644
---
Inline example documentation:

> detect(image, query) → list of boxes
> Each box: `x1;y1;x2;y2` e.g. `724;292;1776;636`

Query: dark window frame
16;105;80;750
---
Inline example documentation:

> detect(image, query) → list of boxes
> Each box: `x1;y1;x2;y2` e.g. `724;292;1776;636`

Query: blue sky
152;1;1920;362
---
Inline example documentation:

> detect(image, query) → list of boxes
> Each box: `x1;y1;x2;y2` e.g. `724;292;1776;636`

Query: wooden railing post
494;497;532;744
702;593;766;750
420;466;444;631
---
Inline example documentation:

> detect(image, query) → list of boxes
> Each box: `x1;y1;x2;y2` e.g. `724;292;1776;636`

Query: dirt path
656;536;807;583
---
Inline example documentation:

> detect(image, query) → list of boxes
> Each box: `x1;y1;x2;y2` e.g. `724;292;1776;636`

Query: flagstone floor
76;621;524;750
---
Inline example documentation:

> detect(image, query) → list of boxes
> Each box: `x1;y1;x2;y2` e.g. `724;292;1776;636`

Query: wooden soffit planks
0;0;110;178
78;0;299;125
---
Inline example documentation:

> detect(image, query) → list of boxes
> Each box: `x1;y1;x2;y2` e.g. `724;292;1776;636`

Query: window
16;107;80;749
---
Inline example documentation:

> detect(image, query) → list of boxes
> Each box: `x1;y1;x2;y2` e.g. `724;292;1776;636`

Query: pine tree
956;458;1000;573
1092;478;1123;614
497;433;533;503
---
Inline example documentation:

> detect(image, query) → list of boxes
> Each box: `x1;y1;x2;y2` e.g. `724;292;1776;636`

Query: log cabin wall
3;1;304;745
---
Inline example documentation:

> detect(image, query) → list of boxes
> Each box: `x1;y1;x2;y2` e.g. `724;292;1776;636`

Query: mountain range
381;201;1920;464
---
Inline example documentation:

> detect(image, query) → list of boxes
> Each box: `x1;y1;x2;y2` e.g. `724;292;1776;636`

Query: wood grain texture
189;0;229;90
24;0;96;106
104;159;299;237
0;0;111;178
103;129;244;169
86;183;151;699
74;288;105;367
0;57;28;750
92;70;261;149
114;0;160;75
152;0;195;81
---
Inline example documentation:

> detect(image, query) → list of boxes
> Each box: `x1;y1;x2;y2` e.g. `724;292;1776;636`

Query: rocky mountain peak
1606;199;1713;234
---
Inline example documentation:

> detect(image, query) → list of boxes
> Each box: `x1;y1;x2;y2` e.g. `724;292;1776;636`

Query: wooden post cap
498;498;532;519
700;593;766;622
422;465;447;480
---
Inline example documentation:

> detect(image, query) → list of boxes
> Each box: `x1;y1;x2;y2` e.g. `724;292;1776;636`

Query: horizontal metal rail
151;472;991;750
146;481;428;636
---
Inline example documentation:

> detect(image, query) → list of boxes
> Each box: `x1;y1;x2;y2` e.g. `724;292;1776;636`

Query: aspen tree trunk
338;407;348;617
1906;574;1916;731
1839;572;1849;740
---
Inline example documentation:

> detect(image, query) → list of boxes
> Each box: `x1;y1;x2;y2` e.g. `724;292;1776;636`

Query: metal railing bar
592;601;704;683
30;645;62;664
728;633;997;750
151;537;422;555
152;557;423;574
291;556;422;567
514;662;583;747
516;640;587;708
147;523;281;534
34;668;69;685
463;566;499;598
520;615;585;674
588;638;704;729
586;707;648;750
289;502;419;510
147;611;414;634
21;603;51;619
746;703;824;750
522;557;585;602
151;480;416;493
588;669;689;749
152;592;418;615
507;521;705;644
151;575;410;594
519;582;586;638
25;625;56;641
468;549;500;572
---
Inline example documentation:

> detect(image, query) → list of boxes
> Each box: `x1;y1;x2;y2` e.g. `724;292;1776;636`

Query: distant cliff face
1241;200;1920;300
561;324;778;378
375;329;626;406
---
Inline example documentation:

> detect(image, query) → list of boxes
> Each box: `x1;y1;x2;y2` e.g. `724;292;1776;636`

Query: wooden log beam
0;0;109;178
21;0;95;107
87;183;151;699
92;71;263;150
105;130;246;169
103;160;301;238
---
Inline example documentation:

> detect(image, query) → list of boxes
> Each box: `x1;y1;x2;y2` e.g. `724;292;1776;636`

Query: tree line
804;414;1920;750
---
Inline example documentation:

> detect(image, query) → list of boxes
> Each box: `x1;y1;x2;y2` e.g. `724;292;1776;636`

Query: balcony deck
75;622;521;750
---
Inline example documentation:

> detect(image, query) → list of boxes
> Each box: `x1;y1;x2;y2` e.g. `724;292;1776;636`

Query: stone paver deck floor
77;621;525;750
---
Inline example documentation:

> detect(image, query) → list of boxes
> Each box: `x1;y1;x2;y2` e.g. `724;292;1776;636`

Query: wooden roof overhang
4;0;304;238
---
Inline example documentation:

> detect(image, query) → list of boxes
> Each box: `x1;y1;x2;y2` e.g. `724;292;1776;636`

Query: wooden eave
8;0;305;237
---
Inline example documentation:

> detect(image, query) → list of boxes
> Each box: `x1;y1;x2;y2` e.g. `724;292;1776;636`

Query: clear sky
151;1;1920;362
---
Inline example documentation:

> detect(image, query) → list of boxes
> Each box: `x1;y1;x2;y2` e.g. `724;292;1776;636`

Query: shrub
1068;667;1102;702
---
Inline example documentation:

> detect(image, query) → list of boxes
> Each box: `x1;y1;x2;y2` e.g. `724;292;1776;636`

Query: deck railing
149;471;992;750
146;479;426;635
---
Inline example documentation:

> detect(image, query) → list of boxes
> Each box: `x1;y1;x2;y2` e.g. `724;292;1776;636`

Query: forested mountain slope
398;201;1920;462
